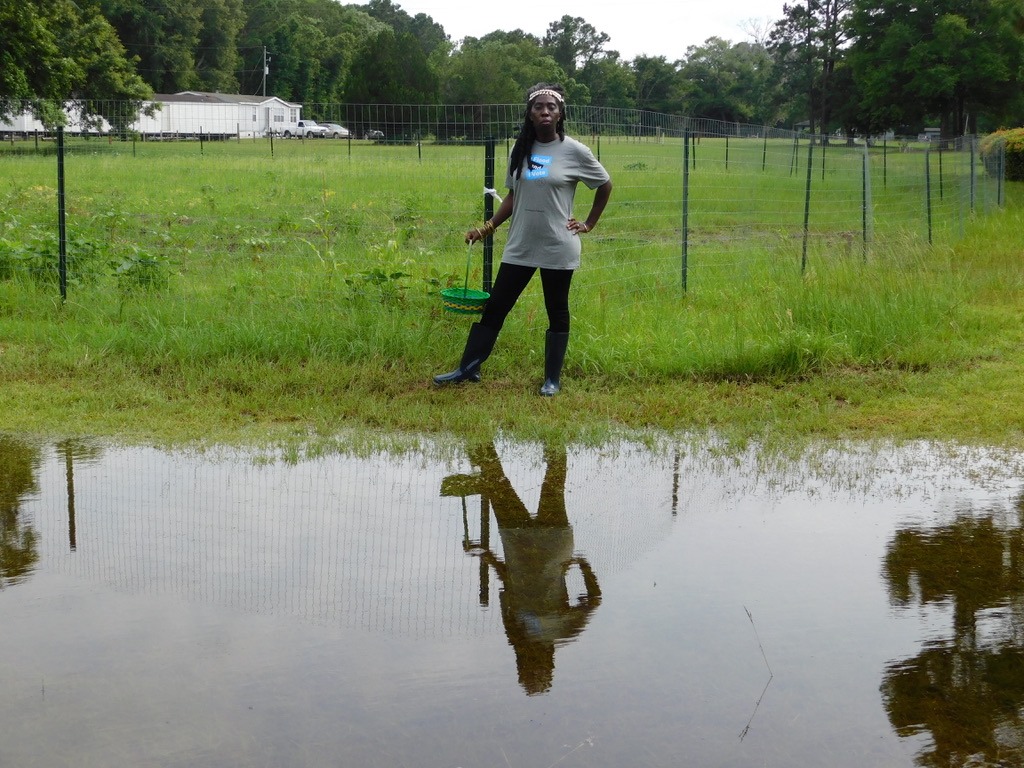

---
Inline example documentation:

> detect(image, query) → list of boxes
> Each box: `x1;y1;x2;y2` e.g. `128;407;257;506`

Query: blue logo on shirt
525;153;552;179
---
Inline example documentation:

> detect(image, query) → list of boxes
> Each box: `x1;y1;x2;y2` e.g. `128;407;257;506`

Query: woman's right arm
466;190;514;244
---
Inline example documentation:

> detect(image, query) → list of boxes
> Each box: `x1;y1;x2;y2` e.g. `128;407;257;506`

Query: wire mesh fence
0;100;1005;314
14;436;682;638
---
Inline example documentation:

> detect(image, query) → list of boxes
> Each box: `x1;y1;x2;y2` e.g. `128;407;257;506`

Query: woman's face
529;96;561;137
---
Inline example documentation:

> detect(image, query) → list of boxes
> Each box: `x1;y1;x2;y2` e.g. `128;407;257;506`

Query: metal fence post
925;149;933;245
861;142;869;259
801;138;813;273
57;127;67;302
998;142;1005;207
883;139;887;187
938;144;943;200
483;137;495;292
682;128;690;292
970;135;976;213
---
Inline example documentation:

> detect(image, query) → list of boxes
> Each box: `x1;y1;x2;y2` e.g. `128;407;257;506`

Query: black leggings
480;263;574;334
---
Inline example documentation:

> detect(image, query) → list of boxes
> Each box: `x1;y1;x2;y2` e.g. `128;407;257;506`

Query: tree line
3;0;1023;136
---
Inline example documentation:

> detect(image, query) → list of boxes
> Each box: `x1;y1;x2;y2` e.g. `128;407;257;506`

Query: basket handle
463;241;474;295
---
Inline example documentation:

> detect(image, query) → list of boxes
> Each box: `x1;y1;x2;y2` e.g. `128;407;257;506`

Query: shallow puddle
3;434;1024;767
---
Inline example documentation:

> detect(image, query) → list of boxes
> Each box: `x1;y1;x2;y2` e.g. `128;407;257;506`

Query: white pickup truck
285;120;328;138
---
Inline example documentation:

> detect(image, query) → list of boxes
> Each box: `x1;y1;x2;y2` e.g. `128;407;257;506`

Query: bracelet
481;220;496;237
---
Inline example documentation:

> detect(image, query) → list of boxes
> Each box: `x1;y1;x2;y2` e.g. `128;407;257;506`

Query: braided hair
508;83;566;180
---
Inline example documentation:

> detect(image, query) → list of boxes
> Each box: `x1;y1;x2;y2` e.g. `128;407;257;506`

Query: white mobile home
0;104;112;135
147;92;301;139
0;92;303;139
0;111;41;133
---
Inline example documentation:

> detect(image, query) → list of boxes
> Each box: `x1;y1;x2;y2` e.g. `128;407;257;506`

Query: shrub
980;128;1024;182
112;246;170;292
0;224;105;285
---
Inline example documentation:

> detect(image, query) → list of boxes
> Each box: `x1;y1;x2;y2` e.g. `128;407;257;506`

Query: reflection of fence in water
28;442;682;637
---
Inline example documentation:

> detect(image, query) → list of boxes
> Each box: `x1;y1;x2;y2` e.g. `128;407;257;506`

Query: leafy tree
541;15;610;78
345;28;439;104
239;0;378;102
263;12;331;103
578;52;636;109
729;41;785;126
194;0;246;93
631;55;682;114
0;0;151;125
768;0;853;133
64;4;158;128
96;0;204;93
679;37;782;125
436;36;564;141
442;36;564;104
99;0;247;93
822;59;861;139
560;79;592;107
0;0;75;113
475;29;543;47
362;0;450;59
846;0;1024;135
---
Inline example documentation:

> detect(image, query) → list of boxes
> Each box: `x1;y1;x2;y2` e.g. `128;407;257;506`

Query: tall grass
0;138;1015;445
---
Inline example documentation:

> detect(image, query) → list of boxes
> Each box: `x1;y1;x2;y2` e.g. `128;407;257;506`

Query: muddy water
2;434;1024;767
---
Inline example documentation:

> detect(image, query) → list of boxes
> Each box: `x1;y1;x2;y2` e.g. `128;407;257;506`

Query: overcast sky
375;0;788;61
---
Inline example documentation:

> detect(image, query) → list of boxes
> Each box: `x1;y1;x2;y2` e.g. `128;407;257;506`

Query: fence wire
13;437;682;638
0;101;1004;314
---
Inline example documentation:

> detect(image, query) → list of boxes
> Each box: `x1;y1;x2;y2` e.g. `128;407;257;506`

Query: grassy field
0;137;1018;451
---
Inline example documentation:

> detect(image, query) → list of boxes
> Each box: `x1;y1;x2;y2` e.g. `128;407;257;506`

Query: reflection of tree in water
0;435;42;587
881;504;1024;767
442;441;601;696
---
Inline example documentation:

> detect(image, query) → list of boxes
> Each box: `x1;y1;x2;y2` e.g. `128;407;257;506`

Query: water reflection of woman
446;442;601;695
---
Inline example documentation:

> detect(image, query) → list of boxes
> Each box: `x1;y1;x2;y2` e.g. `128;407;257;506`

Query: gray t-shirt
501;135;610;270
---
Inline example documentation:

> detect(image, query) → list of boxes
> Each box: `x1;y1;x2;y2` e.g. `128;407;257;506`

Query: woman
433;83;612;396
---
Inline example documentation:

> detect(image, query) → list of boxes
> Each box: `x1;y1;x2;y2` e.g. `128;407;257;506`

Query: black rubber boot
539;331;569;396
433;322;499;385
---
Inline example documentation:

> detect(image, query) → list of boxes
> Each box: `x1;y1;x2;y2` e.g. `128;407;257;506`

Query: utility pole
262;47;271;97
805;0;815;137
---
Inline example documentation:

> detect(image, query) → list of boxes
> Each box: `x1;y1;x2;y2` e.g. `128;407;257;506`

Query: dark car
365;129;384;141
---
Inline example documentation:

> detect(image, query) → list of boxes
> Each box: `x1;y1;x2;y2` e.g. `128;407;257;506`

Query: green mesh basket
440;287;489;314
440;242;489;314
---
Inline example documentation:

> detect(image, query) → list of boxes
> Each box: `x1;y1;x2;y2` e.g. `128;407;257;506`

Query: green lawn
0;137;1017;451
